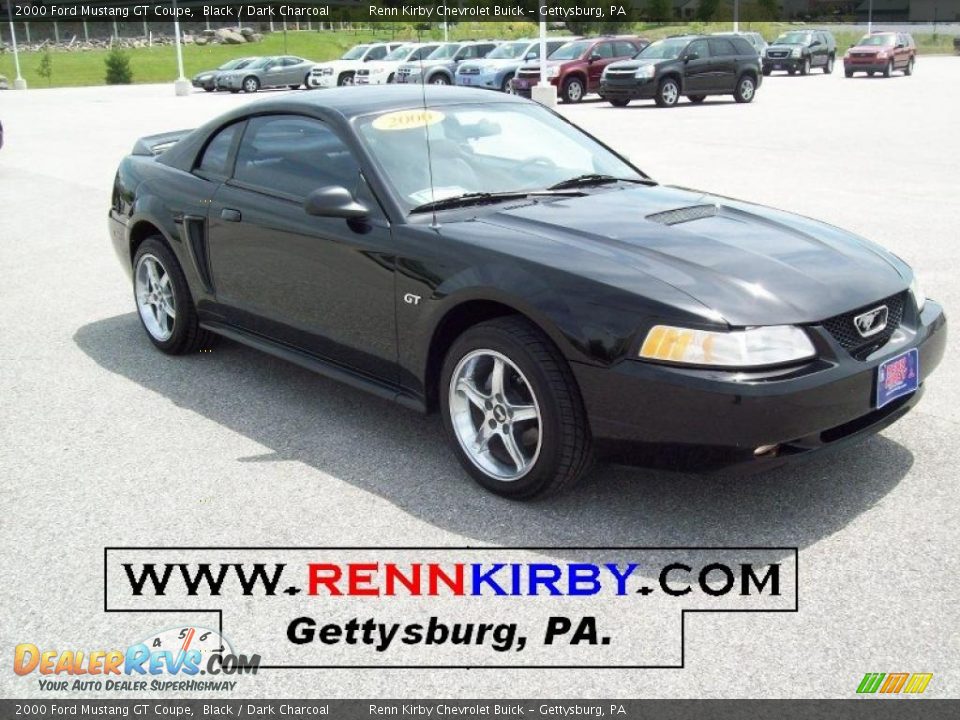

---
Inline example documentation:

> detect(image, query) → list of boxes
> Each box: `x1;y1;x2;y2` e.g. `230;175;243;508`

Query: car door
811;34;827;67
586;41;616;89
682;39;712;93
707;38;738;92
206;114;398;381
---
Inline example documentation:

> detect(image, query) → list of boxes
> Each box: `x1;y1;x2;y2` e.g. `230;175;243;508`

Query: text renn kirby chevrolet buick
108;87;946;499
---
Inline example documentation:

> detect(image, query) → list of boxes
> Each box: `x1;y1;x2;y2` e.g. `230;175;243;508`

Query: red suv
511;36;648;103
844;32;915;77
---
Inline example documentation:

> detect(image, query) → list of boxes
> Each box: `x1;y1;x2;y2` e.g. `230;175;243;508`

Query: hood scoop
646;204;721;226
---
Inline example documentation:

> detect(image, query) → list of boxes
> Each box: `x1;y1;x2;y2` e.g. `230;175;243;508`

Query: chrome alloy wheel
448;349;542;482
740;77;755;101
660;81;678;105
135;254;176;341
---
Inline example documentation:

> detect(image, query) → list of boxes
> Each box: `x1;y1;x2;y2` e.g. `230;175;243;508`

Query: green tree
104;47;133;85
647;0;672;22
696;0;721;21
37;50;53;86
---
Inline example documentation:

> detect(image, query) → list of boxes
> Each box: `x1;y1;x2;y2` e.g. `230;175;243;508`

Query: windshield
774;32;812;45
384;45;411;61
246;57;274;69
218;58;249;70
550;41;591;60
427;44;462;60
341;45;369;60
355;104;643;212
637;38;690;60
486;42;530;60
857;34;896;46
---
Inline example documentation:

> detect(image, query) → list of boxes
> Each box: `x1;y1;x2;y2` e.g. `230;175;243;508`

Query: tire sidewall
440;325;569;498
563;77;584;103
657;78;679;107
133;238;191;353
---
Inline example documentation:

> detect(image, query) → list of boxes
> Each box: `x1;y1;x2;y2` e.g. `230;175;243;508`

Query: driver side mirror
684;52;699;62
304;186;368;220
589;51;602;62
810;40;821;47
525;51;537;61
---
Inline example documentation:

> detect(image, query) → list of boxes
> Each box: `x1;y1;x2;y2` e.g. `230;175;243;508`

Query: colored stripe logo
857;672;933;694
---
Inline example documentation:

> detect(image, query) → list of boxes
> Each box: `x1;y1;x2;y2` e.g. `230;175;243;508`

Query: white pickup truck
307;42;405;88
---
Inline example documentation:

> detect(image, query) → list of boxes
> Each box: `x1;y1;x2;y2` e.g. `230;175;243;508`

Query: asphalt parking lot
1;57;958;698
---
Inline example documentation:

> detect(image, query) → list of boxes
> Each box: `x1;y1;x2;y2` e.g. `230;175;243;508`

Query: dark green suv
763;30;837;75
599;35;761;108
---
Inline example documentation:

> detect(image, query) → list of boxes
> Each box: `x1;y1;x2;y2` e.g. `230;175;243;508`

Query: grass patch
0;23;953;89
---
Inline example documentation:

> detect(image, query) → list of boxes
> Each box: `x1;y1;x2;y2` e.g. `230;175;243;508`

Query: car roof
246;84;524;119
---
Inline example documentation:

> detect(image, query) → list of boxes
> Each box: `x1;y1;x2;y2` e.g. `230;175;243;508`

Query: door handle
221;208;242;222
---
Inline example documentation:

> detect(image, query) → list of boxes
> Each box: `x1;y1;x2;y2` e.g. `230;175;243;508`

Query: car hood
474;186;907;326
520;59;571;71
849;45;886;53
472;58;523;69
400;59;451;71
317;59;363;71
363;60;402;72
768;42;806;49
605;58;660;71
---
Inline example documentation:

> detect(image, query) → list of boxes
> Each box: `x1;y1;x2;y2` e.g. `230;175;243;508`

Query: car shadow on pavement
75;314;914;571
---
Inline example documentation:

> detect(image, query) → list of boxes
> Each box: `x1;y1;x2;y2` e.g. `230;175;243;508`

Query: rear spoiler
132;129;194;157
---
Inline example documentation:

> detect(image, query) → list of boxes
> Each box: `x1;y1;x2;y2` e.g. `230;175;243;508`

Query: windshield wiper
547;174;651;190
409;189;583;214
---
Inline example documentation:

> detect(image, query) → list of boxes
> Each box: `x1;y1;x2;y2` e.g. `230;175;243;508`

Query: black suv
599;35;761;108
763;30;837;75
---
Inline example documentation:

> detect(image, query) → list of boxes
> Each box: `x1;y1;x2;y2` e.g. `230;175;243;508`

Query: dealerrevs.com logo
856;672;934;695
13;626;259;693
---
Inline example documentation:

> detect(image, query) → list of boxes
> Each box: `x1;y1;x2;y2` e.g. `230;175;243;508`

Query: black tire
429;73;451;85
883;60;893;78
867;70;875;76
654;77;680;108
762;67;771;76
242;76;260;93
824;55;834;74
733;74;756;103
337;72;354;86
845;68;854;78
904;57;914;76
229;89;240;94
500;73;514;93
787;68;796;76
288;84;300;90
800;57;810;75
132;237;216;355
687;94;706;104
440;317;592;499
608;97;630;107
203;87;214;92
561;76;585;103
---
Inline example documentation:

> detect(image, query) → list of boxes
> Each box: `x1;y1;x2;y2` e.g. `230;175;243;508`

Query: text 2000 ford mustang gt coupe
108;87;946;498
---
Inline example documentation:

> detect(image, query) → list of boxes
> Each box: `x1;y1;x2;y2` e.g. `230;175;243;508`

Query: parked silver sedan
218;56;316;93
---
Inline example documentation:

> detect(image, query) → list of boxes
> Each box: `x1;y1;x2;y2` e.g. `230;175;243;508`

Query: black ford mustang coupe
109;86;945;498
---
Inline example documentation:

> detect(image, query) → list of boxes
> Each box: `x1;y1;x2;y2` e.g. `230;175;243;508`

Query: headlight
634;65;655;79
545;66;559;79
910;276;926;313
319;67;333;76
639;325;816;368
791;47;802;58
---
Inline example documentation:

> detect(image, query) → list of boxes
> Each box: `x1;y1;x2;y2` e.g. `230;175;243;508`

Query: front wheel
242;76;260;93
654;77;679;107
608;97;630;107
133;237;215;355
338;72;354;86
762;67;771;76
904;57;915;76
430;74;451;85
500;73;514;93
440;317;592;499
734;75;756;103
845;68;854;78
800;57;811;75
561;76;585;103
883;60;893;78
824;55;835;73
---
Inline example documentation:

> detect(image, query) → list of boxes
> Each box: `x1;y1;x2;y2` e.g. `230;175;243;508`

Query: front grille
605;68;636;76
821;292;906;360
853;52;876;58
767;51;788;58
355;69;370;77
517;69;540;78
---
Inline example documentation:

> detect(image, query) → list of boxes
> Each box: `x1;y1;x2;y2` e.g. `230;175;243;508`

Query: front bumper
573;301;947;471
192;76;215;90
598;77;657;100
308;74;335;88
218;76;243;90
510;75;557;97
763;56;804;71
844;58;889;73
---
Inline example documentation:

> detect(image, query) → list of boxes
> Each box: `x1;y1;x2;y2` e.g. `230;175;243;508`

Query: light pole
172;0;190;95
868;0;873;35
530;16;557;108
6;0;26;89
734;0;739;33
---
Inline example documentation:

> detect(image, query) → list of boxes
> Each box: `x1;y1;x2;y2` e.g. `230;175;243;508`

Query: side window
367;46;387;61
615;42;636;57
708;38;736;57
233;116;360;200
594;43;615;59
197;123;240;178
548;40;565;55
479;44;496;57
687;40;710;59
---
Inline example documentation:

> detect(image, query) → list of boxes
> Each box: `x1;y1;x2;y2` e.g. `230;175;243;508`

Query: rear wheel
654;77;679;108
734;74;756;103
440;317;592;499
845;68;854;78
609;97;630;107
242;76;260;93
561;76;585;103
288;84;300;90
133;237;215;355
687;94;706;104
501;73;514;93
824;55;835;73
